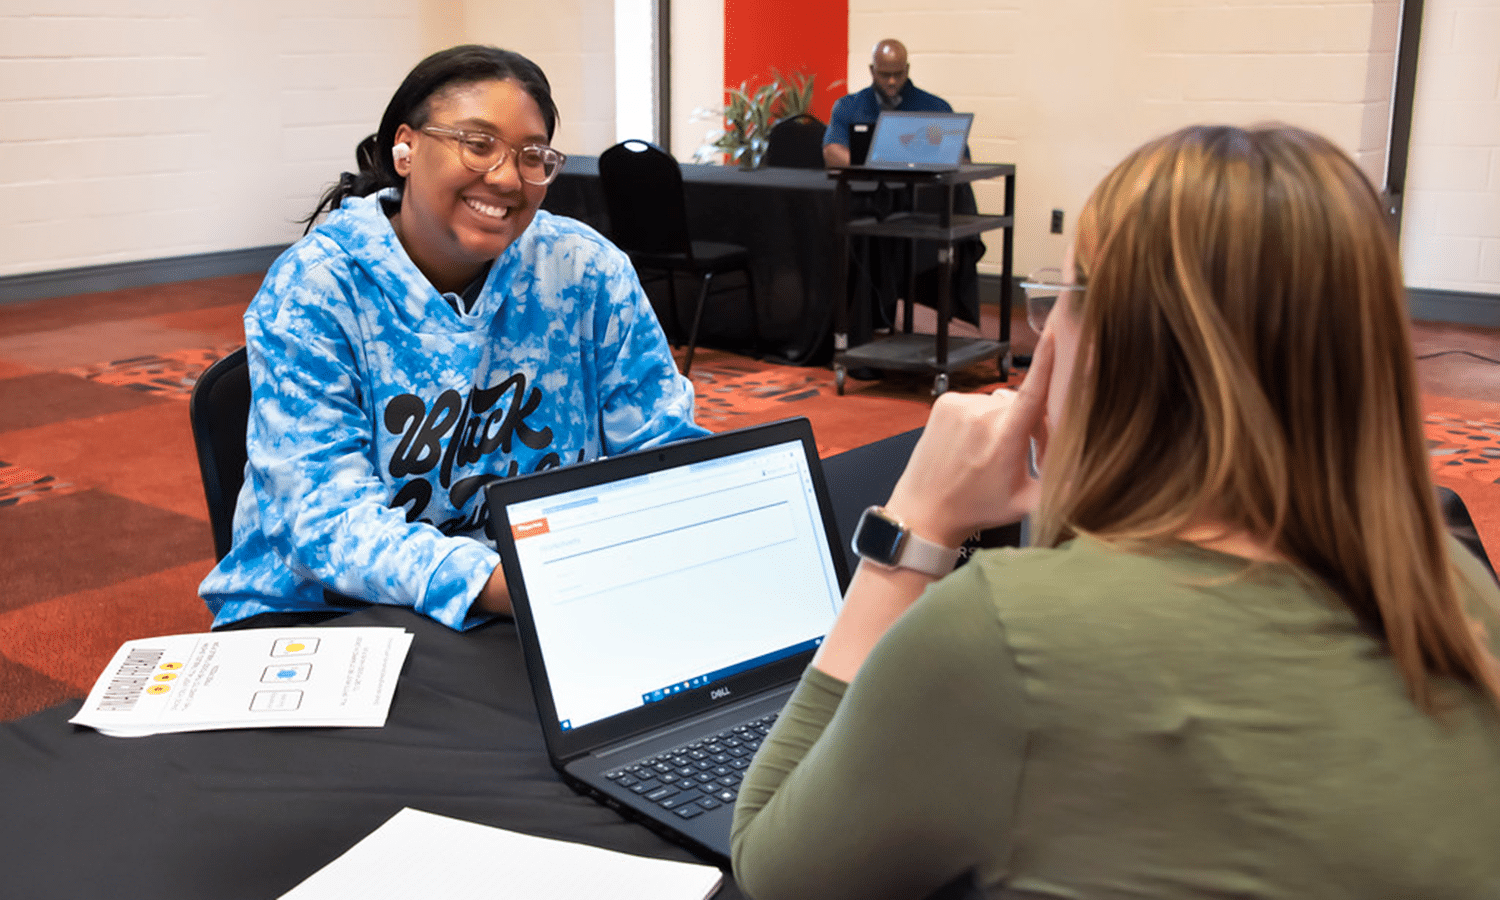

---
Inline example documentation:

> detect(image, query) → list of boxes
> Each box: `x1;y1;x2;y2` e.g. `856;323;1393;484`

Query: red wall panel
723;0;848;124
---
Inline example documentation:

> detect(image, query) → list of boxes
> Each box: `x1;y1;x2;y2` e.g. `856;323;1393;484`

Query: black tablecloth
544;158;982;367
0;429;922;900
545;158;840;366
2;607;733;900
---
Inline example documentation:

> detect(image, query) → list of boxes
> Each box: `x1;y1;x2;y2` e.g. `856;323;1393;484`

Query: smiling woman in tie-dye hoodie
200;45;708;631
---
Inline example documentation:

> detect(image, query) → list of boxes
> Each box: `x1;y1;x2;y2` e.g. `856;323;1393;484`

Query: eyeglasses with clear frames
419;125;567;186
1018;266;1085;334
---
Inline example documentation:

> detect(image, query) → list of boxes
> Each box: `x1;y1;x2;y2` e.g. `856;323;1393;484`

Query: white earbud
392;142;411;165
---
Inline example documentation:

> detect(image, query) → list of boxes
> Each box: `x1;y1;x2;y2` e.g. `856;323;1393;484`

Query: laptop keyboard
603;712;778;819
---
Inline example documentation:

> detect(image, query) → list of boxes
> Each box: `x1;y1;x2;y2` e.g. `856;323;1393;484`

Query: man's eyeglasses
420;125;567;186
1018;267;1085;334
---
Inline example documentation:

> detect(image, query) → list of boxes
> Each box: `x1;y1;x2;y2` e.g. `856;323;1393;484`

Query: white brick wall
463;0;618;157
0;1;624;277
0;3;423;277
1401;0;1500;294
848;0;1401;280
4;0;1491;296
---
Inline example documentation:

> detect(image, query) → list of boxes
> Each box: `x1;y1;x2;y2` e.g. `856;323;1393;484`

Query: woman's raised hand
884;332;1055;550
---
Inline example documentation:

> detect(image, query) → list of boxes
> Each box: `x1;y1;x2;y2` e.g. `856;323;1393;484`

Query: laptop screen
865;110;972;168
497;436;845;732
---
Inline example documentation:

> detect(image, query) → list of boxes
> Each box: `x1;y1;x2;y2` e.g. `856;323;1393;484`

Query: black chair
763;114;826;169
1438;484;1498;584
597;139;757;375
189;346;250;562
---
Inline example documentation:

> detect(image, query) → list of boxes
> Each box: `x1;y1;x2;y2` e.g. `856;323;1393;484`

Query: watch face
852;508;905;565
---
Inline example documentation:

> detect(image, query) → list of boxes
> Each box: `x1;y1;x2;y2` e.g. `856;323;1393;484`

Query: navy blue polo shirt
823;81;954;149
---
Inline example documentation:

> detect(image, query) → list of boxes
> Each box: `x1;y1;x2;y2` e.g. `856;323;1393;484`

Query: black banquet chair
763;114;826;169
189;346;251;562
597;139;757;375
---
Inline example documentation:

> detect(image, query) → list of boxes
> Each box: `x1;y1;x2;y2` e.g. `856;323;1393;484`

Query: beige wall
670;2;727;160
1;0;1494;299
0;0;616;279
0;2;425;277
1400;0;1500;294
847;0;1401;279
459;0;617;157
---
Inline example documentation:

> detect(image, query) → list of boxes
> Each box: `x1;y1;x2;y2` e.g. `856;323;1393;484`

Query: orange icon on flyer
147;684;171;695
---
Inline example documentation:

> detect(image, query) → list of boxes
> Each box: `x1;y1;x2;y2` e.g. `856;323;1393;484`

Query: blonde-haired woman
731;124;1500;899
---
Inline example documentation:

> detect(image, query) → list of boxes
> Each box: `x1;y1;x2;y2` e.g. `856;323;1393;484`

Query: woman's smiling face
390;78;550;294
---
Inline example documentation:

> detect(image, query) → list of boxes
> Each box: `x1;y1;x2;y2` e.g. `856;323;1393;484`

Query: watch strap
893;527;961;577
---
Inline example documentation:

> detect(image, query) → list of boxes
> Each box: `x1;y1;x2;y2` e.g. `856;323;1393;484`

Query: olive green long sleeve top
731;537;1500;900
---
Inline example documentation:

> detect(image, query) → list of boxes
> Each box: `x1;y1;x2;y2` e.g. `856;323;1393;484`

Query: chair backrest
189;346;251;562
1438;485;1497;583
597;139;693;256
764;114;826;169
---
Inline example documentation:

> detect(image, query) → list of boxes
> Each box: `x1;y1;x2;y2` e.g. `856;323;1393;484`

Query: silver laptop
486;417;849;864
860;110;973;171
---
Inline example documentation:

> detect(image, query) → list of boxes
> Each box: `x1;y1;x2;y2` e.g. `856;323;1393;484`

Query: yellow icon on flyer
159;661;184;670
272;637;320;657
153;673;176;682
147;684;171;695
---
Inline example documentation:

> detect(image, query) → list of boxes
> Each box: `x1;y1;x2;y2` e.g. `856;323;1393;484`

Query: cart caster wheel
932;372;949;396
834;366;847;395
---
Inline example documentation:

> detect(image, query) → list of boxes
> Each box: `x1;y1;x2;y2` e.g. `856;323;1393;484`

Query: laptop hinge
588;689;788;761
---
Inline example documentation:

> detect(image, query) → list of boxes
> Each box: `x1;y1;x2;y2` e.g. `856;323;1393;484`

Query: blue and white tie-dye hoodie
199;192;708;629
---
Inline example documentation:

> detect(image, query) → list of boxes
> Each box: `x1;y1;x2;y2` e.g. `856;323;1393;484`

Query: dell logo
710;687;731;700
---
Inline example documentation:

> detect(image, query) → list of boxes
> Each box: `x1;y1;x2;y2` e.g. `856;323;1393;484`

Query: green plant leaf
697;67;828;168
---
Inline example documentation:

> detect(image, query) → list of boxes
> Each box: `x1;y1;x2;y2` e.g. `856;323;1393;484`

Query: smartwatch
851;506;960;577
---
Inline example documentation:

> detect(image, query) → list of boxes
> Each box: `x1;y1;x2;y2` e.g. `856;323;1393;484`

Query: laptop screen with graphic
863;110;973;170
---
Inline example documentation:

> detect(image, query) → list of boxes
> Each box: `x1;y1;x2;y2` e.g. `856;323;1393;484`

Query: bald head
869;39;910;103
872;39;908;68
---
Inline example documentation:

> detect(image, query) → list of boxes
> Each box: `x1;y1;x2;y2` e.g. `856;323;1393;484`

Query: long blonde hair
1033;124;1499;711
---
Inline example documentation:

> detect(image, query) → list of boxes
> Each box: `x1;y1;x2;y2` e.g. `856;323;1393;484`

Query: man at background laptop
823;39;955;168
821;38;980;364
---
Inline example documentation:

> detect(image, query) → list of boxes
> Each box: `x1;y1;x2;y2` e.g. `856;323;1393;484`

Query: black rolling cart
829;163;1016;395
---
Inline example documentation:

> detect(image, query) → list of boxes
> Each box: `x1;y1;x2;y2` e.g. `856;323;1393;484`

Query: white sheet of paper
69;627;412;737
279;808;723;900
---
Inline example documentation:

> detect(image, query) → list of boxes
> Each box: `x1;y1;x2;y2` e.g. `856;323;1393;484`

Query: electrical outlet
1050;209;1064;234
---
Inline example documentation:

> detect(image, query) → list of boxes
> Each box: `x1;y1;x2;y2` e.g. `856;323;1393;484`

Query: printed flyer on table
69;627;413;737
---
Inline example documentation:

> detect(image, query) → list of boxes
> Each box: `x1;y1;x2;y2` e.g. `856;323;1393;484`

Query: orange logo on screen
512;518;550;540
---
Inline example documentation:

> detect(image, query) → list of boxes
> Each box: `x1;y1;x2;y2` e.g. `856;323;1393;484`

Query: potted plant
693;69;837;169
